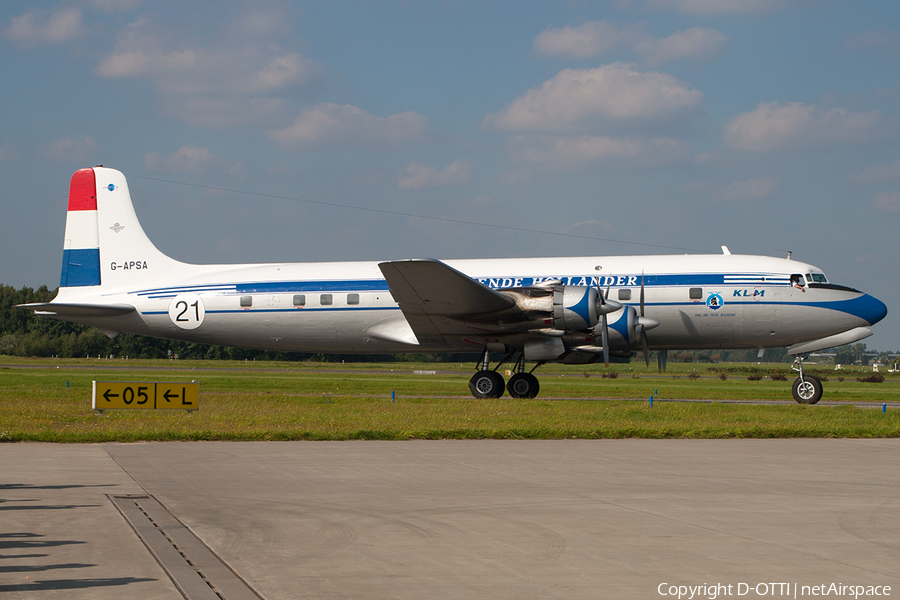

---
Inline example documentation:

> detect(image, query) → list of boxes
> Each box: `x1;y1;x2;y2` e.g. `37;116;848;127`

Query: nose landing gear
791;354;823;404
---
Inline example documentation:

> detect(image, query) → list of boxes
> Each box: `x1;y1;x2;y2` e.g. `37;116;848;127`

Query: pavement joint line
108;494;264;600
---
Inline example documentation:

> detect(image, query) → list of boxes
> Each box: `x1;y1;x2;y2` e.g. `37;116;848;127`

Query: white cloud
534;21;727;66
533;21;643;58
144;146;220;173
724;102;882;151
648;0;793;14
509;135;688;168
873;191;900;212
398;161;473;190
483;63;703;133
229;2;292;38
635;27;728;67
710;177;780;202
39;137;97;162
3;8;84;46
97;44;321;95
90;0;143;12
94;18;326;127
497;169;533;185
843;30;896;52
268;103;430;149
850;158;900;184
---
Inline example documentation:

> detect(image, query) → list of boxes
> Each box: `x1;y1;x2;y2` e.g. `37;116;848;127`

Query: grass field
1;357;898;442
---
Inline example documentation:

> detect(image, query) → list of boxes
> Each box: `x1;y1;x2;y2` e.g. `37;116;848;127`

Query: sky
1;0;898;351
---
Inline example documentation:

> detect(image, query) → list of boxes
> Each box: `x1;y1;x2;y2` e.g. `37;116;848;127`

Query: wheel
792;375;822;404
507;373;540;399
468;370;505;399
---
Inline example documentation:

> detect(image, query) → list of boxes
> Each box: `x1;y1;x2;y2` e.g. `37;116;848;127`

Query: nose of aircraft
854;293;888;326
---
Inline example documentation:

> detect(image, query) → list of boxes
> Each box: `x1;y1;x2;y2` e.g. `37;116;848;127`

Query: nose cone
853;293;888;326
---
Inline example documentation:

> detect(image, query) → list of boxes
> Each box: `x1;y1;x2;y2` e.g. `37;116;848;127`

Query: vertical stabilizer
59;166;191;291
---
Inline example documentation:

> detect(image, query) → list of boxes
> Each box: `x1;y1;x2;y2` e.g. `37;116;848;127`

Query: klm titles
476;275;639;289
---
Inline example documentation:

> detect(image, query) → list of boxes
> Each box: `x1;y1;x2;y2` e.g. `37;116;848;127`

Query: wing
378;259;518;347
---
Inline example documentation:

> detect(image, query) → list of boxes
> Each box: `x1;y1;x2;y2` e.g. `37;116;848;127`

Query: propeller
638;272;650;366
592;279;623;367
599;285;611;367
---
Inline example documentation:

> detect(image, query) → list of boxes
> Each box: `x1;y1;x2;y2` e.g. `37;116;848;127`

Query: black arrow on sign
162;389;179;403
103;389;119;402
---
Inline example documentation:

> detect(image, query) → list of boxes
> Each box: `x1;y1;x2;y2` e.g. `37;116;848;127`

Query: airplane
19;166;888;404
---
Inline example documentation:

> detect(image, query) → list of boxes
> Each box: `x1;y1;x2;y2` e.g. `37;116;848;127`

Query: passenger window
347;293;360;305
320;294;333;305
618;289;632;301
240;295;252;307
293;294;306;306
689;288;702;300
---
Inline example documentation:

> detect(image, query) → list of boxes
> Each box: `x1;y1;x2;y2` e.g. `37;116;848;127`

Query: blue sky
1;0;898;350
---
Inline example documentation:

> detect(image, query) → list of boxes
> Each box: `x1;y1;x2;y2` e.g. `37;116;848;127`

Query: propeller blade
601;313;609;367
640;271;645;318
595;281;612;367
639;271;650;366
640;328;650;367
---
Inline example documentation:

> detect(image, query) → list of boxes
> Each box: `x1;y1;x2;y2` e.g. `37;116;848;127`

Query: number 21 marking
168;293;205;330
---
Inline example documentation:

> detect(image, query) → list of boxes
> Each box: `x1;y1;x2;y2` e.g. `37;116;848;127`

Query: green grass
1;357;898;442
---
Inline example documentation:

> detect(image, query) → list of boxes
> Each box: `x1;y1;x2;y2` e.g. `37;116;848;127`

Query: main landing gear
790;354;823;404
468;350;542;399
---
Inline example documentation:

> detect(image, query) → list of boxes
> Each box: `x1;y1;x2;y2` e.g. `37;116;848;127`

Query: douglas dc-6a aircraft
20;166;888;404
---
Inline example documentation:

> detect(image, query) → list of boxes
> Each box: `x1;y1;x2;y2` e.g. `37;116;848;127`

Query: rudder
60;168;101;287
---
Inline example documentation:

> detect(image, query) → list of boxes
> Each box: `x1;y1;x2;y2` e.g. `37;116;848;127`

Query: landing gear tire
792;375;822;404
469;370;505;399
507;373;540;399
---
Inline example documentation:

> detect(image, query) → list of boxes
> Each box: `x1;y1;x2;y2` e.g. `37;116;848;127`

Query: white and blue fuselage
23;167;888;400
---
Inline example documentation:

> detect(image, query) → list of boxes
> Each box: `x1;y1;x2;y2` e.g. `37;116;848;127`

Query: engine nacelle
501;284;621;333
603;305;638;346
553;286;601;331
597;305;660;348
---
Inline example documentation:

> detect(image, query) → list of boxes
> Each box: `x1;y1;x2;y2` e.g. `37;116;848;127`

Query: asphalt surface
2;440;899;599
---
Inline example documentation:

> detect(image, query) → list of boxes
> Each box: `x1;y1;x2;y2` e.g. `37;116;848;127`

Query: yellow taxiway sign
92;381;199;411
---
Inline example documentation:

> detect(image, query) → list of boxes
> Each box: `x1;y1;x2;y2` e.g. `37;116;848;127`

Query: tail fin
59;166;190;291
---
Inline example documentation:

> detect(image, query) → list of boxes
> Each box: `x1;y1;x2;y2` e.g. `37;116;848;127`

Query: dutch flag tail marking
58;166;193;293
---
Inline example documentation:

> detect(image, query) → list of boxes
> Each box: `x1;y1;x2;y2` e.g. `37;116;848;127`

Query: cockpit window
806;273;827;283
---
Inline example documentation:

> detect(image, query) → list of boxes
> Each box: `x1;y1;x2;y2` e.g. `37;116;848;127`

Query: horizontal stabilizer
18;302;136;317
787;326;872;355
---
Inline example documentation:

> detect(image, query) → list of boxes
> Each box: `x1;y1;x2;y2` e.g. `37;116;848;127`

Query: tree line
0;283;890;364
